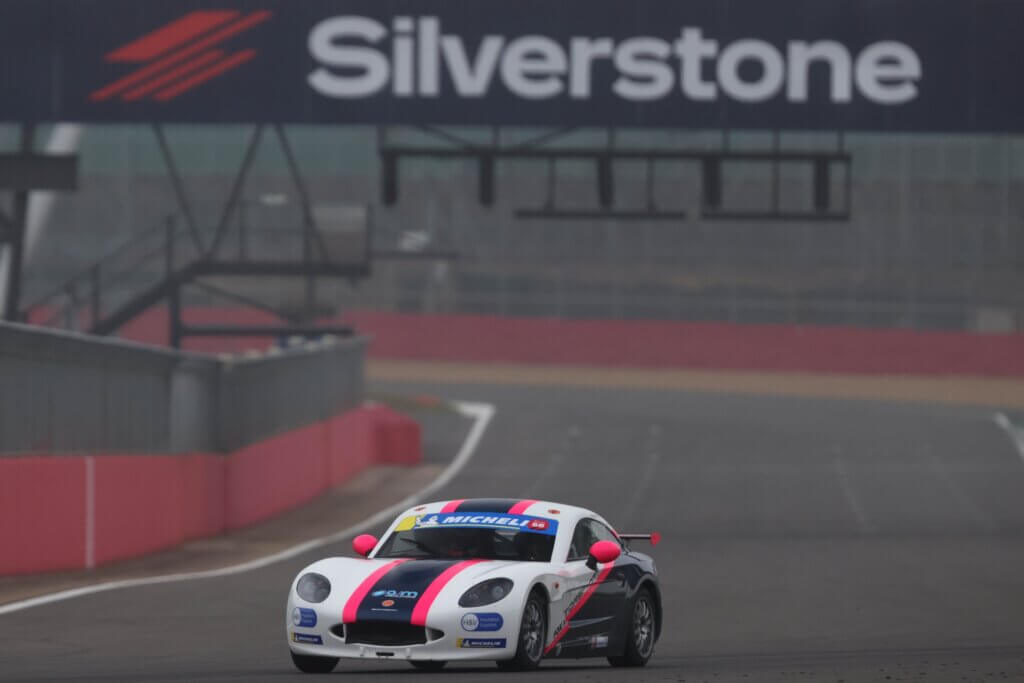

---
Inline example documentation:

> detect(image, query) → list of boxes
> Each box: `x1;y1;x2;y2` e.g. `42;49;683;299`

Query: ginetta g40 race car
285;498;661;673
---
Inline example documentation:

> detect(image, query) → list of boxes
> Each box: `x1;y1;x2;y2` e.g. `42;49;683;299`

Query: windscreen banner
1;0;1022;131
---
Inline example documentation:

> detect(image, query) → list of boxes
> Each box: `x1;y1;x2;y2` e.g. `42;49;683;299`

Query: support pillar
2;124;35;321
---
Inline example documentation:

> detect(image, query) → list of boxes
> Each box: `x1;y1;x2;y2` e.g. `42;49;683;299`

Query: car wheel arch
524;583;551;647
529;581;551;605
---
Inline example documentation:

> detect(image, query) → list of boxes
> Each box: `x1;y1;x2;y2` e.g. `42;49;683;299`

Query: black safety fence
0;321;366;454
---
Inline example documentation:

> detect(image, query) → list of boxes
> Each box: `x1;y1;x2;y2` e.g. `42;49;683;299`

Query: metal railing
21;202;372;343
23;215;196;332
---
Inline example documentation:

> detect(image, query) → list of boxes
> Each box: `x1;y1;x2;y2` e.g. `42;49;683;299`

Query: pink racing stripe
342;559;408;624
440;499;465;513
507;499;537;515
410;559;485;626
544;561;616;654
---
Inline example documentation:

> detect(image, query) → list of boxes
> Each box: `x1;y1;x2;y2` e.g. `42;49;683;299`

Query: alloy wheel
633;595;654;658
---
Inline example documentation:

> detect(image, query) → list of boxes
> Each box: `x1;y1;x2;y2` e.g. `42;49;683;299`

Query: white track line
992;412;1024;464
0;400;495;616
832;453;873;535
619;425;663;528
923;446;994;532
84;455;95;570
520;424;579;499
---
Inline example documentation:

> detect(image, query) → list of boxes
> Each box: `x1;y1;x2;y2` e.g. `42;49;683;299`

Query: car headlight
296;573;331;603
459;578;513;607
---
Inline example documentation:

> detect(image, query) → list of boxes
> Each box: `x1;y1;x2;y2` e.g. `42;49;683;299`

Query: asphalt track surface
3;381;1024;682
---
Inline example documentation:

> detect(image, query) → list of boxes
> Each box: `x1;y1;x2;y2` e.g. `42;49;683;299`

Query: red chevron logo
90;9;270;103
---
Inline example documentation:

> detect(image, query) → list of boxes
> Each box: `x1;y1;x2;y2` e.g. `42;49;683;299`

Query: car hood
296;556;542;623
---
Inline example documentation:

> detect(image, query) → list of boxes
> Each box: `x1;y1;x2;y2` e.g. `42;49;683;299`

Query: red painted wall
93;455;195;566
344;312;1024;377
327;407;376;485
114;307;1024;377
0;405;420;576
0;457;87;574
225;422;329;530
178;452;227;542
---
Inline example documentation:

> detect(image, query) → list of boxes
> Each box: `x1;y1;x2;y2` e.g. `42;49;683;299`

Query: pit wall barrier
118;308;1024;377
0;404;420;576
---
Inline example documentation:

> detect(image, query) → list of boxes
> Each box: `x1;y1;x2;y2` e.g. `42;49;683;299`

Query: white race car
286;498;662;672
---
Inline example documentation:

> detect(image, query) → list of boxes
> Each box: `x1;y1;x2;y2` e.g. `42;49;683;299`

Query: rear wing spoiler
618;532;661;546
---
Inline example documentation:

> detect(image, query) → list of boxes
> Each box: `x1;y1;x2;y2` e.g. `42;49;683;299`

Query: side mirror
352;534;378;557
586;540;621;569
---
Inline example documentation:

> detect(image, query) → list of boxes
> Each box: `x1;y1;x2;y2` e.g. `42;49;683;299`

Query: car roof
394;498;605;527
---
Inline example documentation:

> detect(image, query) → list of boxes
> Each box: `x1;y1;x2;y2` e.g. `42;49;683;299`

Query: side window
567;520;594;561
567;519;620;561
589;520;620;545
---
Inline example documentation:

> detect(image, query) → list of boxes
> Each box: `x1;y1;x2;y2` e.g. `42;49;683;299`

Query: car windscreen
374;512;558;562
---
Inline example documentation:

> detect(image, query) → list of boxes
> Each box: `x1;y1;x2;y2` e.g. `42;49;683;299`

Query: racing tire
608;587;656;668
290;651;339;674
496;589;547;671
409;660;447;671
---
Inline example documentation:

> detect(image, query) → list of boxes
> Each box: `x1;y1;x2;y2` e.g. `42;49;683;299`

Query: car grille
339;621;433;646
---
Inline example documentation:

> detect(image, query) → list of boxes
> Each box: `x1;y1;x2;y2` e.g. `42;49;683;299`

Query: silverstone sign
1;0;1023;132
307;20;920;105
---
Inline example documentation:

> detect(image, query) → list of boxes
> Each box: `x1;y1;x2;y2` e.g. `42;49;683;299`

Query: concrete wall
0;321;415;575
217;340;364;451
0;404;421;575
0;321;367;454
0;323;193;453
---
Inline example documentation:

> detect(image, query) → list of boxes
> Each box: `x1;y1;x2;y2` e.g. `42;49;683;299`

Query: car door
547;519;627;656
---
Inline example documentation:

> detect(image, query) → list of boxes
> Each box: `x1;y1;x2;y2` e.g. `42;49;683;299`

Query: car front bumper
286;602;520;662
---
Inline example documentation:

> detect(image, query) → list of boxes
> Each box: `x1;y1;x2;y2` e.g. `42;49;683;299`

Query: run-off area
2;382;1024;682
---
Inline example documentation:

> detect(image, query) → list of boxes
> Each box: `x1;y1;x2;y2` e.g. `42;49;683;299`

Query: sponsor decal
291;607;317;628
549;571;595;642
371;589;419;599
350;559;485;626
461;612;504;632
545;563;617;654
457;637;507;649
413;513;558;536
342;558;409;624
91;9;271;103
590;634;609;649
395;516;417;531
292;632;323;645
